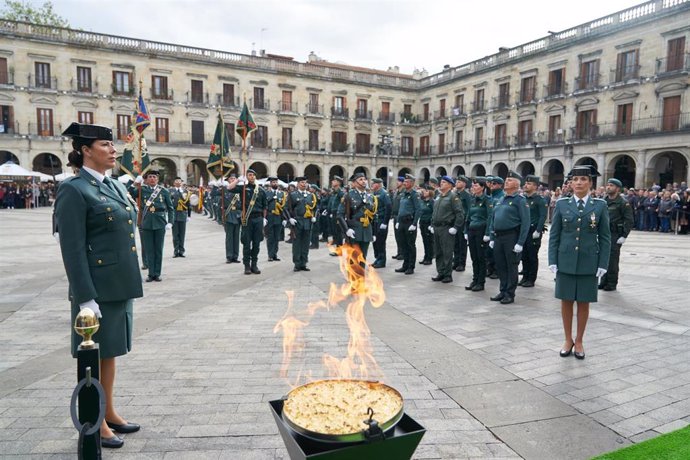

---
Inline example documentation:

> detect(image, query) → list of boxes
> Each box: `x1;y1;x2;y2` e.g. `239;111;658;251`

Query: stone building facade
1;0;689;189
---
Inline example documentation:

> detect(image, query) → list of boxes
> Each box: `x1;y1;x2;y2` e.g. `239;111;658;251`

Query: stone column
637;150;647;190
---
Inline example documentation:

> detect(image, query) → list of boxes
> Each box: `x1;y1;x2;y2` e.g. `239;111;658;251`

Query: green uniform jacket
373;188;392;226
432;191;465;229
397;188;422;225
266;188;287;224
548;197;612;275
490;193;530;246
170;188;191;222
285;190;317;230
606;194;634;238
130;185;175;230
328;188;345;214
525;192;548;232
418;198;434;223
466;194;492;235
228;182;268;223
55;170;143;304
337;188;376;241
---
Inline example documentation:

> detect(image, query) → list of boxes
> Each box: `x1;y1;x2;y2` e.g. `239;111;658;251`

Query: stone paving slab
1;208;689;459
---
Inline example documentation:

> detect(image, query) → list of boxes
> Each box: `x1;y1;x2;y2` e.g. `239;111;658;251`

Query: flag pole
241;95;247;228
134;93;143;226
219;109;225;224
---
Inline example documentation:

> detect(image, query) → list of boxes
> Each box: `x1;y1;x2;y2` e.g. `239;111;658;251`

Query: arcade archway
304;164;321;185
543;159;564;189
249;161;268;178
649;151;688;188
329;165;345;181
452;165;466;177
609;155;636;189
492;162;508;178
32;153;62;177
0;151;19;165
277;162;296;183
186;159;208;185
150;157;177;185
516;161;535;177
471;164;486;177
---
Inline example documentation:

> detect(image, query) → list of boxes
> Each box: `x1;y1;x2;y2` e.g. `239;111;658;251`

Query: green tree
0;0;69;27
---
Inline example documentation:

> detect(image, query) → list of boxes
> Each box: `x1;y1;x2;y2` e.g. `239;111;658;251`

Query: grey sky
46;0;642;74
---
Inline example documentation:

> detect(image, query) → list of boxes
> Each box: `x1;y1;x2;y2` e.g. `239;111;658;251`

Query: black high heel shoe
574;345;585;360
560;341;575;358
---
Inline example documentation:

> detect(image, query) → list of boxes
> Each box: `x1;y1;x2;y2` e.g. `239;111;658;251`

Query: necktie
103;177;116;193
577;199;584;212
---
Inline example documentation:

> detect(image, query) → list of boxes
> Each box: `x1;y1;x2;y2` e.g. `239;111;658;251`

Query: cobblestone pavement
0;208;688;459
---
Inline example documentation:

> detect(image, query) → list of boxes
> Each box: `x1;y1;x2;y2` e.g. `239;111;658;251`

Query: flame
273;243;386;387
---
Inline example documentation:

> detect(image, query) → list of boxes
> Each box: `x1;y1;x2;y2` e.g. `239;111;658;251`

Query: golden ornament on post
74;308;99;349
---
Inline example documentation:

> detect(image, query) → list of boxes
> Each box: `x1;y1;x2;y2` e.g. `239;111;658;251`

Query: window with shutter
78;111;93;124
616;104;633;135
116;114;130;140
37;108;54;135
35;62;51;88
309;129;319;150
191;80;203;103
662;96;681;131
438;133;445;154
223;84;235;106
156;118;169;143
666;37;686;72
0;58;7;85
77;67;92;92
191;120;205;144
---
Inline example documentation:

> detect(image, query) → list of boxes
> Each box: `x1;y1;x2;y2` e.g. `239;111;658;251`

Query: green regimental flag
207;113;234;178
119;112;151;178
236;101;257;142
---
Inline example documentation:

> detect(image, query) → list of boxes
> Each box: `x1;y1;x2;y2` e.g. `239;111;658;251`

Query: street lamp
378;128;394;187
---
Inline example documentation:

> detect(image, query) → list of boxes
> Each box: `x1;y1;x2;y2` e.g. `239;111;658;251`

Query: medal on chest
590;212;597;228
149;206;156;212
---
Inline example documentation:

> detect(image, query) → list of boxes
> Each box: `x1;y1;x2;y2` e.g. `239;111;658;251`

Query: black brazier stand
269;399;426;460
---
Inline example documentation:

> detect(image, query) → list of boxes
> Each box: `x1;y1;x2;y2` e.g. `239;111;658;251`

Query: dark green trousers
241;216;264;265
292;226;310;268
266;222;282;259
142;228;165;277
601;234;622;288
494;229;520;298
224;222;240;261
433;225;454;277
468;228;487;285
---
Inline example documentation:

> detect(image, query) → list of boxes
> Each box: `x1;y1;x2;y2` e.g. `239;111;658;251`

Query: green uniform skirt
71;299;134;358
555;272;598;303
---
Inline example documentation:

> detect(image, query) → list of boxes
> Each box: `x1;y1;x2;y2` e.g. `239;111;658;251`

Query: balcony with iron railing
28;122;63;137
493;135;510;149
515;131;537;146
186;91;209;105
150;87;174;101
491;95;511;111
655;53;690;76
331;107;349;119
571;112;690;141
251;98;270;111
111;84;135;97
433;109;448;121
0;70;14;86
400;112;420;124
574;73;601;92
377;112;395;123
277;101;299;114
450;105;466;118
69;78;97;94
543;81;568;100
516;89;538;106
332;142;350;153
544;130;566;145
0;121;20;135
610;65;641;84
216;94;240;108
28;74;57;90
354;143;373;154
305;103;324;116
470;99;486;114
354;109;373;121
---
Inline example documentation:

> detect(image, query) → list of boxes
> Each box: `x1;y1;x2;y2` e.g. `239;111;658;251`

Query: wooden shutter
663;96;681;131
667;37;685;71
0;58;7;84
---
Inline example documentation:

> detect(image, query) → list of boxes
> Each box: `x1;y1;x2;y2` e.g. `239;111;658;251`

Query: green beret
371;178;383;184
607;178;623;188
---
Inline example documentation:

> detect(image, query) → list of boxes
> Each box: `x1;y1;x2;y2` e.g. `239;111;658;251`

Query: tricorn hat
62;122;113;141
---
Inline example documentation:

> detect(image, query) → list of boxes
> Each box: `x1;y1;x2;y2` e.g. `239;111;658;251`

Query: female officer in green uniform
55;122;143;448
548;165;611;360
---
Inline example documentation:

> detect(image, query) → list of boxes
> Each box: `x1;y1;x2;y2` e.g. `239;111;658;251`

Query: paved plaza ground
1;207;689;459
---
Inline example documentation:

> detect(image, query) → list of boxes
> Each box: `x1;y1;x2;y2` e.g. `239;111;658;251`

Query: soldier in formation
370;178;392;268
465;177;492;291
265;176;287;262
394;174;422;275
284;176;317;271
430;176;465;283
599;178;634;291
170;177;191;258
519;175;548;288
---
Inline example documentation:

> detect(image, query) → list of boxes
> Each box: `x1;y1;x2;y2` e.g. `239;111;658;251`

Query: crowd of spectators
0;182;56;209
542;180;688;234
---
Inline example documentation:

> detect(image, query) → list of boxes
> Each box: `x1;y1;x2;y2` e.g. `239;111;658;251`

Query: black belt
433;222;453;227
494;227;519;236
248;212;263;219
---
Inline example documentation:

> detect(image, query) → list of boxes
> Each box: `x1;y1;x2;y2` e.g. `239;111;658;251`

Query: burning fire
273;243;386;387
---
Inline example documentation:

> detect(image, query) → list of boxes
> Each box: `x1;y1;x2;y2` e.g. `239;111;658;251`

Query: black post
77;346;101;459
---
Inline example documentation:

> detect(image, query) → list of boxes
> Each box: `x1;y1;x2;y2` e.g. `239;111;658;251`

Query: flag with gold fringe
119;111;151;178
236;101;257;143
207;113;234;178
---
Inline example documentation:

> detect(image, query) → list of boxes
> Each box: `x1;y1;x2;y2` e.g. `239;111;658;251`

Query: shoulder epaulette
557;197;569;201
593;198;606;202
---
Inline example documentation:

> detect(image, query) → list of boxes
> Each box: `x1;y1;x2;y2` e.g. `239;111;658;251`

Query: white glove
532;231;540;239
289;218;297;226
236;180;245;186
263;218;268;227
186;217;191;222
449;227;458;235
380;224;387;230
53;232;60;244
238;175;247;182
428;226;434;234
616;237;626;245
395;222;399;230
79;299;102;319
596;268;607;279
220;180;230;188
134;175;144;184
549;264;558;274
482;235;490;243
408;225;416;231
322;210;328;216
165;223;173;230
513;244;523;253
464;233;468;241
346;228;355;238
489;241;495;249
282;220;287;227
373;235;377;242
311;217;317;223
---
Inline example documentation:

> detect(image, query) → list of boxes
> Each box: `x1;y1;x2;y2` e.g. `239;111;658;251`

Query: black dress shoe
500;296;514;304
490;293;504;301
560;341;574;358
107;420;141;434
232;259;241;263
488;273;499;280
394;267;407;273
441;276;453;283
226;259;233;264
244;266;252;275
404;269;414;275
517;278;525;286
603;286;616;291
371;263;385;269
471;284;485;292
141;265;148;270
145;276;154;282
574;348;586;360
101;435;124;448
293;266;301;272
464;283;475;291
301;267;311;271
432;275;444;282
153;276;162;282
521;280;535;288
178;254;185;258
173;254;180;258
273;257;281;262
454;266;465;272
251;266;261;274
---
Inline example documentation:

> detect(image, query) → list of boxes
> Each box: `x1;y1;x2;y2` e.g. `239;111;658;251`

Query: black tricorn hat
569;165;601;178
267;175;278;181
352;172;366;180
62;122;113;141
143;169;160;178
295;176;307;182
